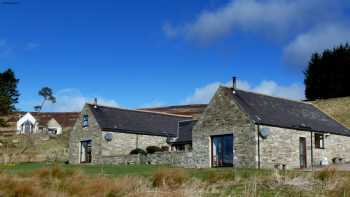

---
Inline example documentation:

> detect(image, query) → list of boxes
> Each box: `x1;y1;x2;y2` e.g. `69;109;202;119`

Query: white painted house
16;112;68;135
16;112;38;134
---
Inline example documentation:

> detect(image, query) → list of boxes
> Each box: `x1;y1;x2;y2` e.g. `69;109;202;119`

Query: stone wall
100;152;194;168
69;105;102;164
101;154;140;165
258;125;350;169
192;87;257;168
101;132;168;156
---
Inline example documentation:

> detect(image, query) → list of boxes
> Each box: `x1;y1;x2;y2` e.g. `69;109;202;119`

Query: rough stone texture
192;87;256;168
142;152;194;167
101;132;168;156
258;125;350;169
100;152;194;168
101;154;140;165
69;105;102;164
69;104;170;164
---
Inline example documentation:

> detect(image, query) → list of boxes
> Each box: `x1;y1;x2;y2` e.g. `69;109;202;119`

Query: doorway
80;140;92;163
299;137;307;168
211;134;234;167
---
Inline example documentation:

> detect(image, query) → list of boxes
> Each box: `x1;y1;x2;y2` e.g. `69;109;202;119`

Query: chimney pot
232;77;237;90
94;98;98;108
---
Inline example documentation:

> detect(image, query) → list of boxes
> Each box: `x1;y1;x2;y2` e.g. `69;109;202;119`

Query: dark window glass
315;133;324;149
212;134;234;167
82;115;89;128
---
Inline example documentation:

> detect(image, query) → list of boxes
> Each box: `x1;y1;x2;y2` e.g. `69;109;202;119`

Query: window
315;133;324;149
82;114;89;128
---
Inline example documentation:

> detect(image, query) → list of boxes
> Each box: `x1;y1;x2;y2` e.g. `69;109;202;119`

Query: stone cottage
192;82;350;169
69;103;192;164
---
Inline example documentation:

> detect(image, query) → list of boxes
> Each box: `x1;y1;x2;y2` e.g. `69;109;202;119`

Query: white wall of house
16;113;38;134
47;118;63;135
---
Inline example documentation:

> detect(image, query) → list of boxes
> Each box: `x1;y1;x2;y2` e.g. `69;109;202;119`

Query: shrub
130;148;146;155
161;146;169;152
207;170;235;183
315;166;337;182
152;168;189;189
146;146;162;154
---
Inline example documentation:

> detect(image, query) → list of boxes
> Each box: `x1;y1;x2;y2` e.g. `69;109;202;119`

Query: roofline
139;104;208;110
86;103;192;118
224;86;309;105
255;123;350;137
101;128;177;137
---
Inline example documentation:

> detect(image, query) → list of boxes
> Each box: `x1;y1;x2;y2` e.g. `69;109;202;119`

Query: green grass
0;162;274;179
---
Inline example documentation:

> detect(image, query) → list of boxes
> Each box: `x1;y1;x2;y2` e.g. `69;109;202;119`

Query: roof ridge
86;103;192;118
140;104;208;110
226;87;308;105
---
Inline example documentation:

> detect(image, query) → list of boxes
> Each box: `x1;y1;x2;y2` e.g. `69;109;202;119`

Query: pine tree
0;69;20;126
304;43;350;100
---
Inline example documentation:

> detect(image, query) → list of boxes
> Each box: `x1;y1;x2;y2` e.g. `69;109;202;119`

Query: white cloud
164;0;345;44
41;89;119;112
283;24;350;67
184;79;304;104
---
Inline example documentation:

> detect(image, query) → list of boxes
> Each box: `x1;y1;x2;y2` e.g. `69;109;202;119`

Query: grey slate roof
224;87;350;136
88;104;192;137
167;120;196;144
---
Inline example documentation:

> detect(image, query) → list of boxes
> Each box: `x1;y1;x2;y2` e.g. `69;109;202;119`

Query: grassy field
0;162;272;179
1;162;350;196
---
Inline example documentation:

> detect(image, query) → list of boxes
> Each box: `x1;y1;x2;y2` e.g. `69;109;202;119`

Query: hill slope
311;97;350;128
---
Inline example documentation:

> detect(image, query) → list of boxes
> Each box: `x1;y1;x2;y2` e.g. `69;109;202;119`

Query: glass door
211;134;234;167
80;140;92;163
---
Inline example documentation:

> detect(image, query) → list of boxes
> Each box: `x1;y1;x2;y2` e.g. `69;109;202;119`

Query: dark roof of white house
88;104;192;137
223;87;350;136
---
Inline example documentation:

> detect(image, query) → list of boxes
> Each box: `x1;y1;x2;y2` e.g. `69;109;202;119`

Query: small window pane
82;115;89;128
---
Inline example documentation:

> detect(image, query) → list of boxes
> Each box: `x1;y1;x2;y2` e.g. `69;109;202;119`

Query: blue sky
1;0;350;112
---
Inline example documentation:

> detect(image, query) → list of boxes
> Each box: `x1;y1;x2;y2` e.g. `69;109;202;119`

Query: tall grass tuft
153;167;189;189
315;166;337;182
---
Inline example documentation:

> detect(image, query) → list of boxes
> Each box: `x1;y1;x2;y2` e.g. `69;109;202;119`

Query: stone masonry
192;87;257;168
101;131;168;156
258;125;350;169
69;105;102;164
69;104;170;164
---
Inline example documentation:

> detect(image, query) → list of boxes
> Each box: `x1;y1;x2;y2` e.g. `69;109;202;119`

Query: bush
129;148;146;155
146;146;162;154
161;146;169;152
315;166;337;182
152;168;189;189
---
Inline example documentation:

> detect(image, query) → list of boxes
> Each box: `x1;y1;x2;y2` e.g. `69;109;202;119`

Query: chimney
232;76;237;90
93;98;98;108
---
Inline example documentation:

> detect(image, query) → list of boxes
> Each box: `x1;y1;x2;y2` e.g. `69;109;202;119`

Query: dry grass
152;167;189;189
312;96;350;128
2;165;350;197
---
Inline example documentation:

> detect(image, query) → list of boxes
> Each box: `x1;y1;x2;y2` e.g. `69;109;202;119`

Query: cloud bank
184;80;304;104
164;0;349;67
283;24;350;67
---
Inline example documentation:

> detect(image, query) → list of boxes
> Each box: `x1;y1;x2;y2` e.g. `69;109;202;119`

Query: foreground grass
1;162;350;196
0;162;274;179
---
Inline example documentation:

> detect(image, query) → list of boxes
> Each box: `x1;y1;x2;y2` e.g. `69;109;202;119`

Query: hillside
311;97;350;128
